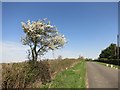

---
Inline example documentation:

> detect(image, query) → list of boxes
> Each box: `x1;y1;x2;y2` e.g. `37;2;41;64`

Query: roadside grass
96;62;120;69
41;60;86;88
2;59;80;88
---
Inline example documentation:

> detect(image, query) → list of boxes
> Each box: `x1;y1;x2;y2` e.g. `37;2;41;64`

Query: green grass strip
43;60;86;88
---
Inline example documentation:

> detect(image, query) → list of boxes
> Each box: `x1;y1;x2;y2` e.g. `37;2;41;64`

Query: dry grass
0;64;2;89
48;59;80;78
2;58;80;88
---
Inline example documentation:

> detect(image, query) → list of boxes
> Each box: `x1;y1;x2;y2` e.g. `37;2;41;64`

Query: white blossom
21;22;25;26
21;18;67;61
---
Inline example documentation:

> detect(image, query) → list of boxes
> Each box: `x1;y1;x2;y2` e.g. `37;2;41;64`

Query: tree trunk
32;49;35;61
33;41;38;61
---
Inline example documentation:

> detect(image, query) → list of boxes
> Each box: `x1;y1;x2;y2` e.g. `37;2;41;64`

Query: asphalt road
86;62;119;88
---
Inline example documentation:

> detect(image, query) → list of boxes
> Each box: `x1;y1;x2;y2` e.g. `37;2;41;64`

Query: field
2;58;85;88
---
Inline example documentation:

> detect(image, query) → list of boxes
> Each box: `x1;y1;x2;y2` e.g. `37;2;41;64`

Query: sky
2;2;118;63
0;2;1;39
1;0;120;2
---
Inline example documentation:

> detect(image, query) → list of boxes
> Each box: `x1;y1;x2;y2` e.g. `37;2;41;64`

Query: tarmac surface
86;62;119;88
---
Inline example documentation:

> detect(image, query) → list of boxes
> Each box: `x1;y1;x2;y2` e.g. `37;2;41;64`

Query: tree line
96;43;120;65
99;43;120;60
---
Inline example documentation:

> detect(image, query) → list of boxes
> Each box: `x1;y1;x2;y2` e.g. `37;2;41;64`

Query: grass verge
96;62;120;69
2;59;80;88
41;60;86;88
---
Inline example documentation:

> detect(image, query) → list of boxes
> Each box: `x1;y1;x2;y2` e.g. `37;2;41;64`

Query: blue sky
2;2;118;62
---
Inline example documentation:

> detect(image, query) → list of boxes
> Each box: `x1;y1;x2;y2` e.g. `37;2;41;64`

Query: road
86;62;119;88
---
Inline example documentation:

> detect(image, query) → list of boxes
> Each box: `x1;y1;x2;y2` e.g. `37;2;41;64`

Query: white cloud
1;41;98;63
2;41;28;63
42;48;99;60
41;48;93;60
1;41;81;63
42;49;80;59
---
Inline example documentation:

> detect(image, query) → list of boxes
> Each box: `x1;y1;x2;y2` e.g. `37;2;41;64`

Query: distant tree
99;43;117;60
78;55;84;59
21;18;67;61
57;55;62;60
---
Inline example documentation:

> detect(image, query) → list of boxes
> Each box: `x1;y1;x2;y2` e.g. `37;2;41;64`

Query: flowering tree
21;18;66;61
